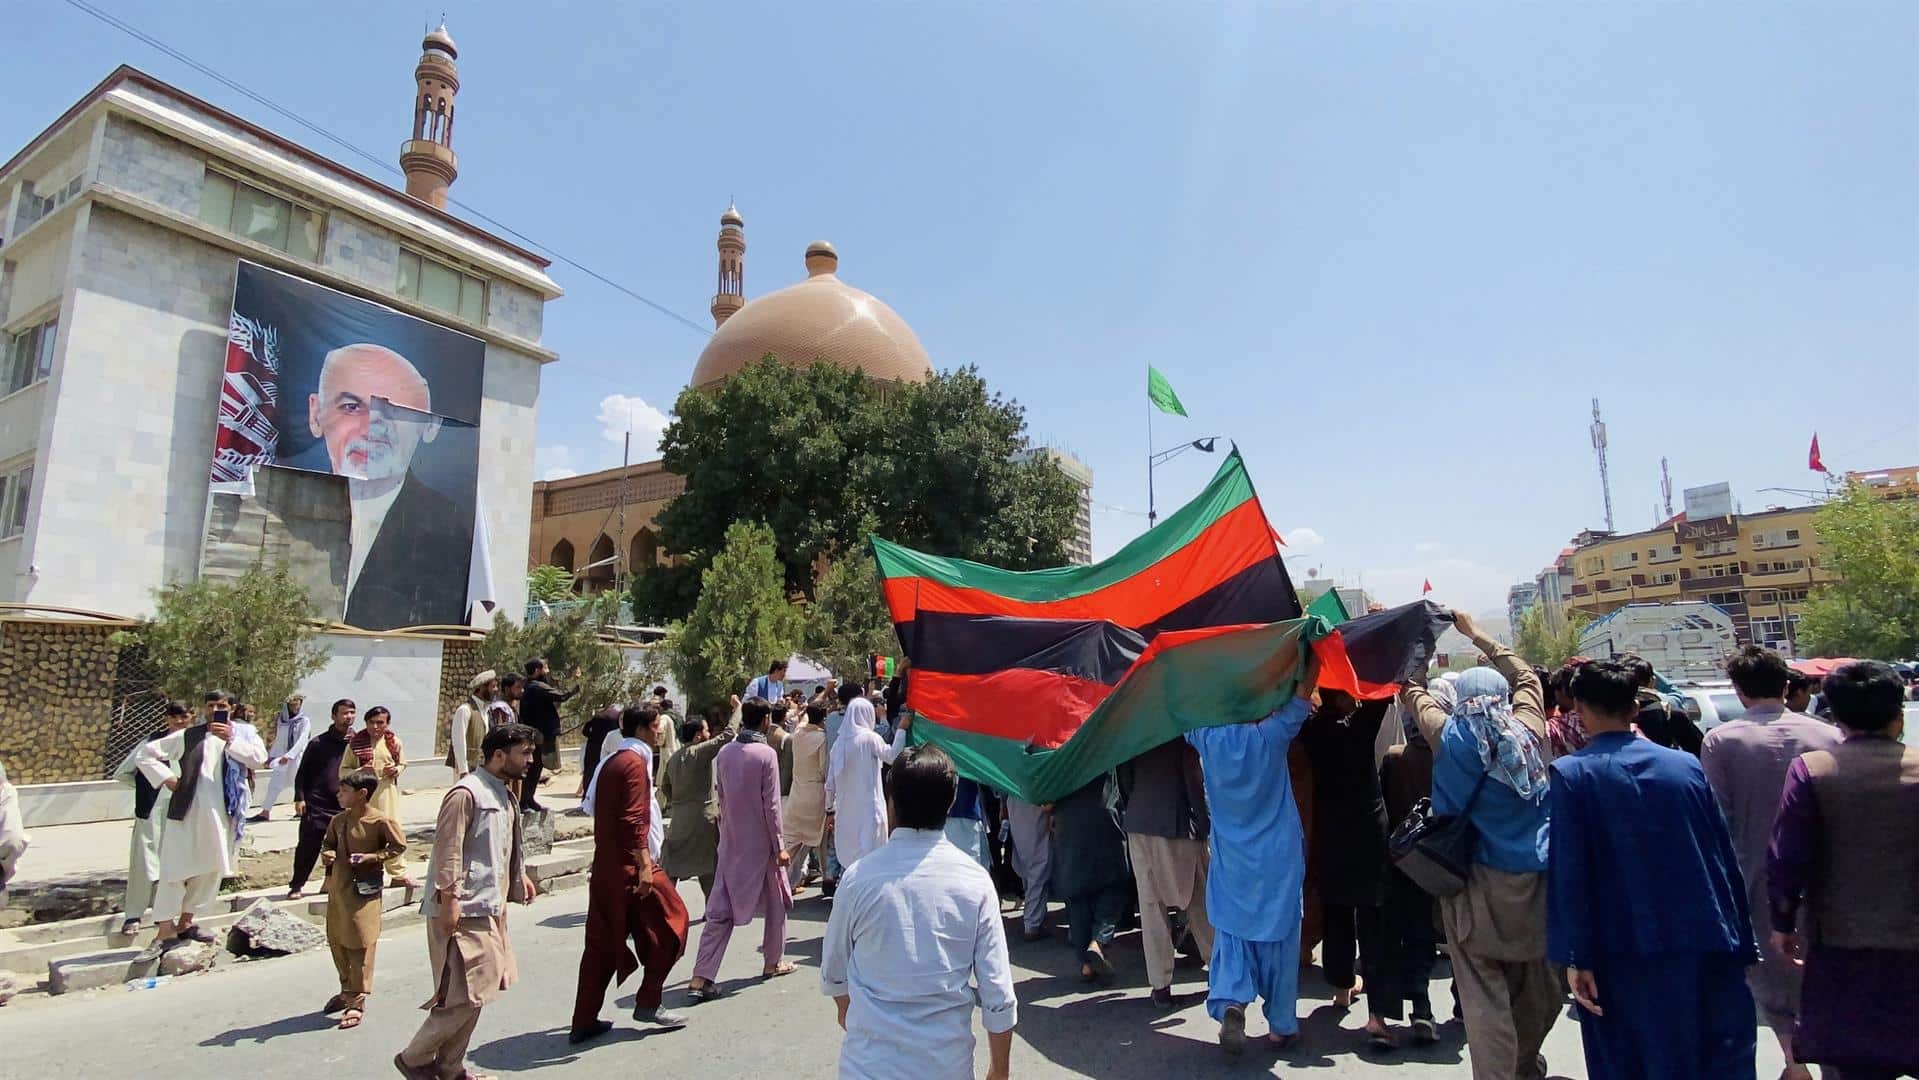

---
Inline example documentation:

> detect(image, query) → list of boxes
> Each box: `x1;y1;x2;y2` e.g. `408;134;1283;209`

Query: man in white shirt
744;660;787;709
821;744;1017;1080
251;694;311;821
136;690;268;957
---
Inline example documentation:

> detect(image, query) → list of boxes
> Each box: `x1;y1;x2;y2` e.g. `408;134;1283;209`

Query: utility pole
1660;457;1674;519
1591;398;1615;532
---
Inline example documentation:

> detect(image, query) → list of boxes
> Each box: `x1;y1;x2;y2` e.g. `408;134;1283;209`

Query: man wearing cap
449;671;500;778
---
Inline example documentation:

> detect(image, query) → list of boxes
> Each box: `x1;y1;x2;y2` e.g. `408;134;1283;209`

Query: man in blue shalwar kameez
1186;662;1316;1057
1547;659;1759;1080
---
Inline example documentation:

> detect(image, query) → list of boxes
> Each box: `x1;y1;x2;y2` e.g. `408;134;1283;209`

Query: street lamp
1148;437;1220;528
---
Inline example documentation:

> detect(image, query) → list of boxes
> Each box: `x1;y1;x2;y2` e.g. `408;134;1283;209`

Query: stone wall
434;638;485;759
0;620;130;785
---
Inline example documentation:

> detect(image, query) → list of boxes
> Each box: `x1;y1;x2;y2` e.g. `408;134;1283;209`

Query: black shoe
1411;1017;1439;1045
1150;987;1176;1009
634;1006;688;1029
179;925;217;944
1220;1004;1247;1056
567;1019;613;1045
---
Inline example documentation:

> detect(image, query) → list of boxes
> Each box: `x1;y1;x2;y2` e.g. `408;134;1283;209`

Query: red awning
1789;657;1864;677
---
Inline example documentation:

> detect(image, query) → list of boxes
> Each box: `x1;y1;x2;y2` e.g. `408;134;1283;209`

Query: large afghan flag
873;449;1315;802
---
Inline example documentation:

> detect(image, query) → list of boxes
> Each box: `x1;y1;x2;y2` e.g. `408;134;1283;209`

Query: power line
59;0;714;339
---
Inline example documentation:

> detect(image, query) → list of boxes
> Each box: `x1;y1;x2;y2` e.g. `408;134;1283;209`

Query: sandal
686;980;726;1002
1365;1025;1398;1051
762;961;797;978
339;1008;364;1030
322;993;347;1014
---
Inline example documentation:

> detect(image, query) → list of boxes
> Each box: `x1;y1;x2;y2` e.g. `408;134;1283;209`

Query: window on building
1781;587;1809;603
1694;539;1737;556
199;170;322;261
0;460;31;540
3;317;57;395
1785;529;1800;541
1652;572;1678;585
397;249;486;322
1583;556;1603;575
1702;591;1743;607
13;173;84;232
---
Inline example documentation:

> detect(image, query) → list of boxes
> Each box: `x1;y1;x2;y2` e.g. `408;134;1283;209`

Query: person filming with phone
134;689;268;960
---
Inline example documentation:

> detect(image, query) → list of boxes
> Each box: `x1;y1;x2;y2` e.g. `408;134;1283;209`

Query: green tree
633;358;1079;621
1796;482;1919;658
1513;606;1590;668
478;591;640;736
114;564;329;710
803;552;899;681
668;521;804;710
526;564;576;603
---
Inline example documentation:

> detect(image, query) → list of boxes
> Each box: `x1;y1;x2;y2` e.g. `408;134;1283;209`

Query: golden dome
690;244;933;387
422;21;457;58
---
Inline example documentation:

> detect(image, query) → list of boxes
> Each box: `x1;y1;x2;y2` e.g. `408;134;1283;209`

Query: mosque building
527;207;1093;595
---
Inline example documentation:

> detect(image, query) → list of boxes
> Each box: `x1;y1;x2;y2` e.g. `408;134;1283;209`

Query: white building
0;46;561;622
1021;446;1094;565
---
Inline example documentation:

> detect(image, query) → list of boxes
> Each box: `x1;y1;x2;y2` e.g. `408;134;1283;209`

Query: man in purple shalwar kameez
1702;645;1841;1079
1768;660;1919;1080
685;696;795;1000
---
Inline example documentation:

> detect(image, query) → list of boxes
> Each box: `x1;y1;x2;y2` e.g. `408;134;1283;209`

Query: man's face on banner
307;344;440;481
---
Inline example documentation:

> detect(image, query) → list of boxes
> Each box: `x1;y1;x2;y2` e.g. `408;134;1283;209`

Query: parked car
1675;687;1749;734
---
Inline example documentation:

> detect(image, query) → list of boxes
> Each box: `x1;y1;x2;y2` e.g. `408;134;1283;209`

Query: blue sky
10;1;1915;615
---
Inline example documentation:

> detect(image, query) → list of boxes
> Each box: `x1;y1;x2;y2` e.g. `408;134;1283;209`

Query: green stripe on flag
874;449;1257;602
1148;365;1188;417
1306;587;1350;627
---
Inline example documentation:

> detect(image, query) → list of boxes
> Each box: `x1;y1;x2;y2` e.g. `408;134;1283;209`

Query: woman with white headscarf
1398;611;1559;1080
824;681;909;871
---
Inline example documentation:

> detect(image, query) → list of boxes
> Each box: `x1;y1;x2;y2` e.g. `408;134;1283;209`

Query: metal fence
99;642;169;780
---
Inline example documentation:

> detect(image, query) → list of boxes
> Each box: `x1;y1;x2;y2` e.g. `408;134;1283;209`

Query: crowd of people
84;625;1919;1079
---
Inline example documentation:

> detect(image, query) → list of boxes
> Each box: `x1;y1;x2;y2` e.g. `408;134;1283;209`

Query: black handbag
1387;771;1490;898
352;863;386;898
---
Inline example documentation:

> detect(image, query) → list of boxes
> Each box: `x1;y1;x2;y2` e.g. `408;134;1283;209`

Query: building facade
1560;505;1829;652
1507;580;1539;633
1;43;560;622
1019;446;1094;565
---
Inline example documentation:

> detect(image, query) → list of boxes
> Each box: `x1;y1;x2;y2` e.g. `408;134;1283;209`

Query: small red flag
1422;579;1433;595
1808;434;1827;474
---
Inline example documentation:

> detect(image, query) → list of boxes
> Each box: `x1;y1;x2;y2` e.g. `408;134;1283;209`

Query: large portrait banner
211;260;487;630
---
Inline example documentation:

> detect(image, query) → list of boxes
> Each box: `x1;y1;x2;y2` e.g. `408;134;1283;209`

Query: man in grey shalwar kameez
1701;645;1840;1079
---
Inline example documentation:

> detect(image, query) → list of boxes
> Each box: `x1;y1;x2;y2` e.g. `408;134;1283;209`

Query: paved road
1;882;1785;1077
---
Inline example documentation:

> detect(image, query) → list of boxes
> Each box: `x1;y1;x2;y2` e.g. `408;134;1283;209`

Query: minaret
711;202;746;327
400;22;460;209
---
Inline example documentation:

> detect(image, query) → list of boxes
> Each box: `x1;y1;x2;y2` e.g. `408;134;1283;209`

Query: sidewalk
12;779;587;890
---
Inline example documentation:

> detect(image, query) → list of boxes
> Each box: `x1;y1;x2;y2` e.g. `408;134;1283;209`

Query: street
0;879;1786;1077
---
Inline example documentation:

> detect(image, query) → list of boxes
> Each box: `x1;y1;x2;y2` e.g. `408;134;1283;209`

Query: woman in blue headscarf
1398;611;1561;1080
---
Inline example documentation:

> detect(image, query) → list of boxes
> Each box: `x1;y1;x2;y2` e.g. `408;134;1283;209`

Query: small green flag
1148;365;1188;417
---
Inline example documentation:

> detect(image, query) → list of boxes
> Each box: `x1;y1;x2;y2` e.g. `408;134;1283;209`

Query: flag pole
1146;365;1156;529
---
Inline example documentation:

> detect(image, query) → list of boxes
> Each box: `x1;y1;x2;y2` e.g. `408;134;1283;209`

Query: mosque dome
690;243;933;388
422;21;457;58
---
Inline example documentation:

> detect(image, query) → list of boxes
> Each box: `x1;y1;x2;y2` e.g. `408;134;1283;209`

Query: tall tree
668;521;804;709
803;552;899;681
525;564;575;603
478;590;642;735
633;358;1079;621
114;564;328;710
1796;482;1919;658
1513;606;1590;668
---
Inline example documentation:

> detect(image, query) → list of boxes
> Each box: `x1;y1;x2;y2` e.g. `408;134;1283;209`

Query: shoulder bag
1387;770;1490;898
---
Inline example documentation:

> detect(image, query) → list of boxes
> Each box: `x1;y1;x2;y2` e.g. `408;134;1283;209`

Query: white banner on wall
298;632;446;778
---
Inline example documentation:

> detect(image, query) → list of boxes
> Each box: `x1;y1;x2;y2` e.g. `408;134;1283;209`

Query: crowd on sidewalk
8;625;1914;1079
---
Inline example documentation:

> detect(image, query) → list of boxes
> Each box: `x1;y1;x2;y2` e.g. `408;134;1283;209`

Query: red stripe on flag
909;668;1114;749
883;497;1276;627
1311;631;1401;701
